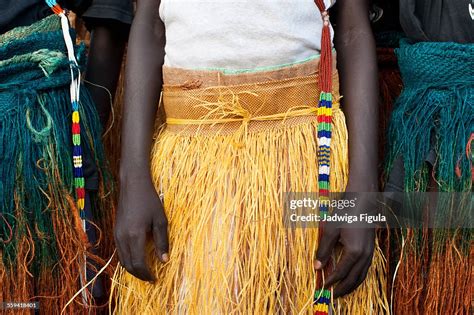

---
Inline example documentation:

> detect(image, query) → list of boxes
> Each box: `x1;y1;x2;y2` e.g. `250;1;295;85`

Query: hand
114;173;169;282
315;192;376;298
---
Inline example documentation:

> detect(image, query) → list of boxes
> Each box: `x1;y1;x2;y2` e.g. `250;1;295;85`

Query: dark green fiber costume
0;15;110;313
386;39;473;314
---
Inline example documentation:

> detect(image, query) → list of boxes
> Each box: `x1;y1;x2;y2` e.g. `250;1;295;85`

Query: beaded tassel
45;0;88;305
314;289;331;315
314;0;334;314
45;0;85;215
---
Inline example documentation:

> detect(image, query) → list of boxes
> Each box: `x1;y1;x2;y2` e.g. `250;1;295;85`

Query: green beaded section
314;289;331;299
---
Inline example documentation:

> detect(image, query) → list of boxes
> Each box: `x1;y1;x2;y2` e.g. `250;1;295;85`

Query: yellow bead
72;111;80;123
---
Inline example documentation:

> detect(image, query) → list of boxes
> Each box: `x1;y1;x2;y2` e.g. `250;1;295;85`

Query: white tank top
159;0;335;72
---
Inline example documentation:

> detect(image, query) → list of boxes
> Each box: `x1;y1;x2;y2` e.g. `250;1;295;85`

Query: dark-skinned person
0;0;132;313
112;0;389;313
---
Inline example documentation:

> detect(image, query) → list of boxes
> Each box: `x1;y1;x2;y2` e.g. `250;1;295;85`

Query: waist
396;39;474;89
161;55;340;135
0;15;84;92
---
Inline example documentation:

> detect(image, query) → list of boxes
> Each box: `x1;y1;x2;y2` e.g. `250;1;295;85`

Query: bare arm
316;0;378;297
337;0;378;191
85;23;128;128
114;0;169;282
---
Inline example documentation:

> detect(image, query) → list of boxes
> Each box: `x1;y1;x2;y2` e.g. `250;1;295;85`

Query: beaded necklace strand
45;0;88;305
45;0;85;215
313;0;334;314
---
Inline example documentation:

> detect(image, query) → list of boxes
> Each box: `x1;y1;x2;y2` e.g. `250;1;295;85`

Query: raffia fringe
111;108;388;314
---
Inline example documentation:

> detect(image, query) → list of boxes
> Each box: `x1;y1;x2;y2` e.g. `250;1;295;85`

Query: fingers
114;182;169;282
114;225;156;282
115;230;132;272
333;256;372;298
153;215;170;263
128;232;156;282
315;226;340;269
324;247;360;288
115;225;167;282
318;226;375;297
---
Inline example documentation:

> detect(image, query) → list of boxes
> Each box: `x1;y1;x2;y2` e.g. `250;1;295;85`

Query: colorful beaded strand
314;0;334;314
45;0;88;305
45;0;85;215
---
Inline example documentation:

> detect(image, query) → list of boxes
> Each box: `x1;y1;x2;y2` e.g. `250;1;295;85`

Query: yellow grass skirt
111;58;388;314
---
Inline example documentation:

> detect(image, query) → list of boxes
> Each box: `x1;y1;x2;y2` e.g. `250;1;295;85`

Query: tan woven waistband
161;55;340;134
